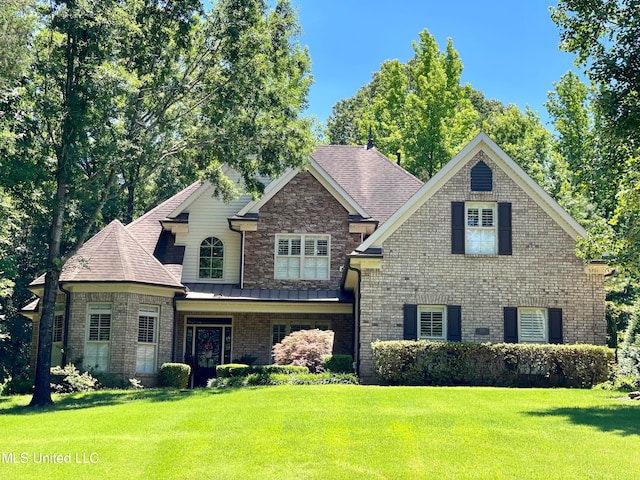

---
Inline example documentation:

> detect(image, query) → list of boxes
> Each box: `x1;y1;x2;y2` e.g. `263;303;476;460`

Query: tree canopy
1;0;314;406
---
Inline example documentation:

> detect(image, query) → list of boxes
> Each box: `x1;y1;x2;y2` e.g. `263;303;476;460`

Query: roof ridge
127;181;202;228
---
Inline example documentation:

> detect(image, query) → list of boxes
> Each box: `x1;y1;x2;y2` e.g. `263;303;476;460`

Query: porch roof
181;283;353;303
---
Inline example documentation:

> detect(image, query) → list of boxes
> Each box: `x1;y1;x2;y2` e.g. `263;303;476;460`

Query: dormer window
471;161;492;192
199;237;224;279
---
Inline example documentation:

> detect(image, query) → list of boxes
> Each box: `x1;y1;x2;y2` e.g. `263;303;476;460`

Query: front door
185;320;232;387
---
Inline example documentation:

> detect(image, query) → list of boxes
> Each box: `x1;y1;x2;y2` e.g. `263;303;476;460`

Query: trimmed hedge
208;372;359;388
216;364;309;378
372;341;614;388
323;354;354;373
159;363;191;389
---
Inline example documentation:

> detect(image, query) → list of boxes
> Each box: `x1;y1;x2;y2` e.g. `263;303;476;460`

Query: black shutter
403;304;418;340
548;308;563;344
451;202;465;254
447;305;462;342
498;202;512;255
504;307;518;343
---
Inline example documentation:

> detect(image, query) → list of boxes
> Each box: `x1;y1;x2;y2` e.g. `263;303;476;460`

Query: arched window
199;237;224;279
471;160;492;192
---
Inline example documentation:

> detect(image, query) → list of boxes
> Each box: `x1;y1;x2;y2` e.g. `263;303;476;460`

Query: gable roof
311;146;424;225
30;220;183;289
357;132;587;252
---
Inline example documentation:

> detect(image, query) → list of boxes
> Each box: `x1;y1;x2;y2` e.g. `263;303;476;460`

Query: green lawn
0;386;638;479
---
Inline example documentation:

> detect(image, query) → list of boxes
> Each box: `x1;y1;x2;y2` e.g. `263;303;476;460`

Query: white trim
197;235;226;281
274;234;331;281
418;305;447;341
136;304;159;374
357;132;587;252
518;307;548;343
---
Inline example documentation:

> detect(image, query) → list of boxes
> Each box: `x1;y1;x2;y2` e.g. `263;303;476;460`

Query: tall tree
6;0;313;407
552;1;640;276
362;29;478;180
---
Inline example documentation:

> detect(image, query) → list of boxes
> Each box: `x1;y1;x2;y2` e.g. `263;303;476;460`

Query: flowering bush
272;329;334;373
50;364;98;393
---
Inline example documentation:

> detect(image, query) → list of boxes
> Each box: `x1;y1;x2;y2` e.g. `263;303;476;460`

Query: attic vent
471;161;492;192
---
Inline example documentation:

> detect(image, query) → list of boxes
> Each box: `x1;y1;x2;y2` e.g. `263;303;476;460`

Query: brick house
23;133;609;384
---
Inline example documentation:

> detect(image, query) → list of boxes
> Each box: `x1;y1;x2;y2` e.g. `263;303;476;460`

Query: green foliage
50;364;98;393
272;329;334;373
2;374;33;395
322;354;354;373
216;363;309;378
617;305;640;383
207;371;358;388
372;341;613;388
233;353;258;366
159;363;191;389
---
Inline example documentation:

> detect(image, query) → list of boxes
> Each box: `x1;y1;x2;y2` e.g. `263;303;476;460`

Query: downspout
347;258;362;377
58;282;71;366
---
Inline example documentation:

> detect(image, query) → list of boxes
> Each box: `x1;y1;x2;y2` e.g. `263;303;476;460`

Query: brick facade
243;171;362;290
357;150;607;380
51;290;175;386
175;311;353;366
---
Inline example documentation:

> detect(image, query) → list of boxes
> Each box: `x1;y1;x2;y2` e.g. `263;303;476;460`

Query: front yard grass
0;386;638;479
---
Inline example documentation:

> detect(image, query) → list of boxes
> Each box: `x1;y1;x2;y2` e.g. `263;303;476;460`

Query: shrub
618;309;640;381
216;364;309;378
2;375;33;395
272;329;334;373
92;372;129;390
372;341;613;388
259;365;309;375
216;364;252;378
50;364;98;393
207;371;358;388
323;354;354;373
159;363;191;389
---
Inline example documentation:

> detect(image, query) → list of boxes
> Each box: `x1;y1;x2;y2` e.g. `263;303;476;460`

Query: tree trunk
28;271;59;407
29;178;66;407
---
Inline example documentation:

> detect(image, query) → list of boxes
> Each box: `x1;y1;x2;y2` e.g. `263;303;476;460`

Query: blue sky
293;0;580;128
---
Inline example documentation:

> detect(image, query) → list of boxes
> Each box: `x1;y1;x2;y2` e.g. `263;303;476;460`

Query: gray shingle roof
127;181;202;252
31;220;183;289
311;146;423;224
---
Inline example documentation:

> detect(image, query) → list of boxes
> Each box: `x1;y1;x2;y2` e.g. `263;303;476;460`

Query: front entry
185;318;232;387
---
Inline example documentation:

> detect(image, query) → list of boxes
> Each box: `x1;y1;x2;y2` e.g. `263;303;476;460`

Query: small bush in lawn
50;364;98;393
2;375;33;395
216;363;251;378
259;364;309;375
159;363;191;389
272;329;334;373
323;354;354;373
92;371;129;390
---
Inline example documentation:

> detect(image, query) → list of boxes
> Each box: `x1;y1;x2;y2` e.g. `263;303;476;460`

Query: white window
466;202;497;254
199;236;224;279
136;305;159;374
85;304;112;372
519;308;547;343
418;306;446;341
275;234;330;280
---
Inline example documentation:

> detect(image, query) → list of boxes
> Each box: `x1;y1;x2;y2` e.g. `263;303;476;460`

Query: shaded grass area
0;386;638;479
